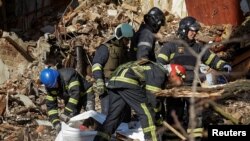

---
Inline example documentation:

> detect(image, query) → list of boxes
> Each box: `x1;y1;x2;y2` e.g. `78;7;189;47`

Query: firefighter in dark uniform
156;16;232;140
39;68;94;133
91;23;135;115
131;7;166;125
131;7;165;61
94;61;187;141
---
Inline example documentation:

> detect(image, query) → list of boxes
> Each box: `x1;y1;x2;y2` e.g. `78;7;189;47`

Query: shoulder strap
110;61;135;77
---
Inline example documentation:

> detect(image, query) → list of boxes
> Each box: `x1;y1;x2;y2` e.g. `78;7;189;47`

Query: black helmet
144;7;165;33
177;16;201;39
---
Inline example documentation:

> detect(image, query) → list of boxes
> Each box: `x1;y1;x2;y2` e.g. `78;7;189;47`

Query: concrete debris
13;94;36;108
35;120;53;127
0;59;9;85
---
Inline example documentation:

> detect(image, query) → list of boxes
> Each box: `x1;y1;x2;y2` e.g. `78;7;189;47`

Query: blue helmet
40;68;59;88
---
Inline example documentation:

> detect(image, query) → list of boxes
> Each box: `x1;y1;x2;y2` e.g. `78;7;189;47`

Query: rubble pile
51;0;143;55
0;61;55;140
0;1;249;140
157;80;250;125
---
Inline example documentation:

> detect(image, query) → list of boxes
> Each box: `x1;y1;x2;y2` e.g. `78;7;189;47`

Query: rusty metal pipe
75;40;86;76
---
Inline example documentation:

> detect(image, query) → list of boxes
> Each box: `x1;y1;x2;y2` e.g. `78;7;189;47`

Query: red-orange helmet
164;64;186;79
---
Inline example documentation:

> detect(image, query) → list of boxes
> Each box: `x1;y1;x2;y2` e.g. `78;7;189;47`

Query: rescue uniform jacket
131;23;156;61
156;41;228;82
92;41;134;80
107;62;167;97
45;68;93;126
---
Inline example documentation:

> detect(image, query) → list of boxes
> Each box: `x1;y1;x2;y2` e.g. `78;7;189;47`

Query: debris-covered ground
0;0;250;140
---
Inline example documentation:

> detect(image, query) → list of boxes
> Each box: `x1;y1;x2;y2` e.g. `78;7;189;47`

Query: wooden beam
4;37;35;62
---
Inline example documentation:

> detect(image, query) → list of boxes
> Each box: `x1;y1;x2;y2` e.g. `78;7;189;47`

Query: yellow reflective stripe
146;85;161;93
143;66;151;70
154;108;160;112
170;53;175;60
46;95;56;101
216;60;225;69
50;91;57;95
154;103;162;112
141;103;157;141
143;126;156;132
52;119;60;124
86;87;93;93
110;77;139;85
156;117;163;125
205;53;216;65
192;133;203;137
132;67;144;79
121;69;128;77
69;98;78;105
65;107;73;112
92;66;102;72
158;53;168;62
68;81;80;89
80;87;93;96
187;128;204;137
92;63;102;72
187;128;204;133
48;110;58;116
141;103;154;127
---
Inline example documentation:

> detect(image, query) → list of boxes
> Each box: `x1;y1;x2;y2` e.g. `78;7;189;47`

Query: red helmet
164;64;186;79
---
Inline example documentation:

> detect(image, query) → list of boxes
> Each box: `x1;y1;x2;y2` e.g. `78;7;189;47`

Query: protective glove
223;64;232;72
93;79;105;95
60;113;70;123
54;123;61;134
200;64;210;74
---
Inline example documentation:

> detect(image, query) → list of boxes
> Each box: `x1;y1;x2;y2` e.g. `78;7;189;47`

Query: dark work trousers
100;78;110;115
86;92;95;111
100;91;110;115
95;88;157;141
100;91;131;123
147;92;166;125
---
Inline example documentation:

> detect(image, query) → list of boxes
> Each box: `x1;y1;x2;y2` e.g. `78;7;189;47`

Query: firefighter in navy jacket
94;61;186;141
39;68;94;133
131;7;165;61
156;16;232;140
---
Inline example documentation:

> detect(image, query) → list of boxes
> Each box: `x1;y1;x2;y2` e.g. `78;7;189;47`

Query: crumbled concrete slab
0;59;9;85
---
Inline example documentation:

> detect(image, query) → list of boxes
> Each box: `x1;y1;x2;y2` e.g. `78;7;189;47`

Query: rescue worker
94;61;186;141
91;23;135;115
131;7;166;125
156;16;232;140
39;67;94;133
131;7;165;61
